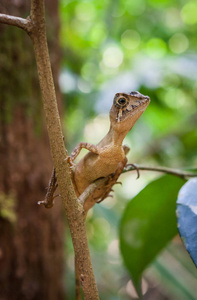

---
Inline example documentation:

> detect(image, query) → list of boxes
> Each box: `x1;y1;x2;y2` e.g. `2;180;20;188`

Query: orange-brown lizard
40;91;150;212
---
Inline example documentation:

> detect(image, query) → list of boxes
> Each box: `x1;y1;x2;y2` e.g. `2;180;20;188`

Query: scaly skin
42;91;150;212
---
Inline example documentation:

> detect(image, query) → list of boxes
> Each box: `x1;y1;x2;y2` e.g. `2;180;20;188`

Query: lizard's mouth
129;97;150;110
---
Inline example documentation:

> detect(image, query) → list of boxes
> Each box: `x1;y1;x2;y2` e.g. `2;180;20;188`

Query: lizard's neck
103;109;146;147
98;126;129;147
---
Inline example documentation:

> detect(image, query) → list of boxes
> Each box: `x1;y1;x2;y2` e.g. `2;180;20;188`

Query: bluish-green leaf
119;175;185;295
177;178;197;267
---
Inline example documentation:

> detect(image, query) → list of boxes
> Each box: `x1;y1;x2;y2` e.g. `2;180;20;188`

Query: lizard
40;91;150;213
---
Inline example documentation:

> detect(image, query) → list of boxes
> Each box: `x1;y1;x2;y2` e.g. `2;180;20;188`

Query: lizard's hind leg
95;145;130;204
38;168;58;208
96;156;128;204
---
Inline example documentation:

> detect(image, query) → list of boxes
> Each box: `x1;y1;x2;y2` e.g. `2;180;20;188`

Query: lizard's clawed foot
97;194;113;204
38;194;59;208
65;156;76;169
38;199;54;208
114;181;122;186
125;163;140;179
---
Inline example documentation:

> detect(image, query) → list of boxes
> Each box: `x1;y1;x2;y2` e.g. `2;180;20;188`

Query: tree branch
0;13;32;32
124;164;197;179
29;1;99;299
0;2;99;299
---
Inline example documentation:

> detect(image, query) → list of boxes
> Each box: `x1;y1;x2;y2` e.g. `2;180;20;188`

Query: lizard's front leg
70;142;100;162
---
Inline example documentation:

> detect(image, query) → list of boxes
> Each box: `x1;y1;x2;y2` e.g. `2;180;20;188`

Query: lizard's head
110;91;150;132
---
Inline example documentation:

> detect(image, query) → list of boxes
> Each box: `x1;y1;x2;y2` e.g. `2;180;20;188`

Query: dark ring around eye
117;98;126;105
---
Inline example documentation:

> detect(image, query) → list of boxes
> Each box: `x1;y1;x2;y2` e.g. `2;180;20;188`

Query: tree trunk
0;1;64;299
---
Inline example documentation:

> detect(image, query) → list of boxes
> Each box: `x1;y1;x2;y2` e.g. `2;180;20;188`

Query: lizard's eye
118;98;126;105
116;97;128;107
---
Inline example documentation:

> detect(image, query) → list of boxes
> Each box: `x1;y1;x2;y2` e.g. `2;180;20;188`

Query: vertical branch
29;1;99;299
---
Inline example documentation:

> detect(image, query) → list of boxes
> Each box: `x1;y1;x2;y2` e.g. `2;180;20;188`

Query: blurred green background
58;0;197;299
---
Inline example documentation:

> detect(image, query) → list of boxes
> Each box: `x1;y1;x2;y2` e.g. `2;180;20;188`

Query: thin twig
78;164;197;209
0;14;32;32
124;164;197;179
78;163;197;207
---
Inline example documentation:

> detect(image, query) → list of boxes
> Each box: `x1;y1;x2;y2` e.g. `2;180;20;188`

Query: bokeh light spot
77;78;92;93
169;33;189;54
102;46;124;68
163;88;187;108
181;2;197;25
121;30;141;50
59;71;77;93
146;38;167;58
90;23;107;46
165;8;183;29
75;2;95;21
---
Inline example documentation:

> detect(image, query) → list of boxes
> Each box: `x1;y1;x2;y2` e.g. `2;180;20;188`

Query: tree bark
0;1;64;299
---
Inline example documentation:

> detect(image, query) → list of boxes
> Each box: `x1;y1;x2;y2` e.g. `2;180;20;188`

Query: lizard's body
42;91;150;212
71;91;150;211
73;144;125;193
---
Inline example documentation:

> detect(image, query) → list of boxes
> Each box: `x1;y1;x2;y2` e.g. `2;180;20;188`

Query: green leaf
119;175;185;295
